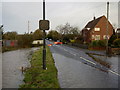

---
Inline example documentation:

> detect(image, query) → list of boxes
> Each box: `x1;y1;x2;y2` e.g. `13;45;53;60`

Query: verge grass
20;46;60;88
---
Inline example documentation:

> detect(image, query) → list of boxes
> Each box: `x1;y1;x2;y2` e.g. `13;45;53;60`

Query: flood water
2;47;39;88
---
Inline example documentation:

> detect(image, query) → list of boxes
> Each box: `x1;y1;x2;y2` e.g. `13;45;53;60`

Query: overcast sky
0;0;119;34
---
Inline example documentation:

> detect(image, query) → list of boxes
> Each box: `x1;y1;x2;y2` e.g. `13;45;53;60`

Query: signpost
106;2;109;55
39;0;49;70
39;20;49;30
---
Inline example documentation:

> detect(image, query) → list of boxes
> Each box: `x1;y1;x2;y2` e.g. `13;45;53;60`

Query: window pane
95;28;100;31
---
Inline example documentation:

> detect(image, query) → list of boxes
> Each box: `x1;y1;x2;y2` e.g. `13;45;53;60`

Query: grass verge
19;46;60;88
86;53;111;68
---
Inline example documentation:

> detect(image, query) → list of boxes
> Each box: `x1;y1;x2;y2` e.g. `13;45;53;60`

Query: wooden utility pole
106;2;109;55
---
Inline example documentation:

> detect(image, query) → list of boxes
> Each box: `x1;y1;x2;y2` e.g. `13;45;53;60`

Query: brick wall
111;48;120;55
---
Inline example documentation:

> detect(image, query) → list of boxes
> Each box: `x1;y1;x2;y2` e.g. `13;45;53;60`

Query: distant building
81;15;114;43
32;40;43;45
116;28;120;37
3;40;18;47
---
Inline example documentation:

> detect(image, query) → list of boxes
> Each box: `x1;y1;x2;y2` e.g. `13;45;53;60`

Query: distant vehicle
54;41;63;45
48;44;52;46
49;39;52;41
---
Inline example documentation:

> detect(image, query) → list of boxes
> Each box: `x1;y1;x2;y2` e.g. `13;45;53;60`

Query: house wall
81;29;91;43
90;16;114;41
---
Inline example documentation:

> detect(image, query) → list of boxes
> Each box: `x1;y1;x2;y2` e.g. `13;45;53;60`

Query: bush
108;35;117;46
70;40;75;43
97;40;106;47
113;38;120;48
90;40;106;47
90;40;98;47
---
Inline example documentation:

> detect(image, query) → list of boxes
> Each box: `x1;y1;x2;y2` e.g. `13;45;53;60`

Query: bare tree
56;23;79;35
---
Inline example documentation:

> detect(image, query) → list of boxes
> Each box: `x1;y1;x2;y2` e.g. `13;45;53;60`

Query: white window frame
92;35;95;39
95;35;100;40
103;35;106;39
103;35;110;39
94;28;100;31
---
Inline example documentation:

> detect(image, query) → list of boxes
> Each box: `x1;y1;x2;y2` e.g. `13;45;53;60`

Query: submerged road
46;40;119;88
2;47;39;88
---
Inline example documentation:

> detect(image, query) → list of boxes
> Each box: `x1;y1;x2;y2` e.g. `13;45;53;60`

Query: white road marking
64;49;68;52
54;44;120;77
108;70;120;76
56;45;96;65
80;57;96;65
56;46;77;56
79;57;120;77
73;54;76;56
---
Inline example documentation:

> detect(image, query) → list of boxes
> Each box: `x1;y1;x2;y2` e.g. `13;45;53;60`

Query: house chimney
93;16;96;20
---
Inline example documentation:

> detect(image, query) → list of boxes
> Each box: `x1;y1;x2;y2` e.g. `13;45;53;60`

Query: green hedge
90;40;106;47
113;38;120;48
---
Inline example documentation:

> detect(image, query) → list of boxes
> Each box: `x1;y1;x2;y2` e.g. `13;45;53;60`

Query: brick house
81;15;114;43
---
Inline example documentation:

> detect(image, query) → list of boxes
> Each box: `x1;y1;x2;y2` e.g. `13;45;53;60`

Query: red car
54;42;63;45
48;44;53;46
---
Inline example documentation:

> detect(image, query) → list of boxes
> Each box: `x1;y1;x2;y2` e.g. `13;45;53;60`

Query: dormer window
94;28;100;31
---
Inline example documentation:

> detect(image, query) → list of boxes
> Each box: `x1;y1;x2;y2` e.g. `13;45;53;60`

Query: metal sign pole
106;2;109;55
43;0;46;70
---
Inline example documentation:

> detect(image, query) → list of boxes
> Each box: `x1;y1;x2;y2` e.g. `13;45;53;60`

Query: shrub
70;40;75;43
90;40;98;47
97;40;106;47
113;38;120;48
90;40;106;47
108;35;117;46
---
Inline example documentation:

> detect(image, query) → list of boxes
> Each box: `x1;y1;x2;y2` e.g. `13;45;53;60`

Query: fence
3;40;18;47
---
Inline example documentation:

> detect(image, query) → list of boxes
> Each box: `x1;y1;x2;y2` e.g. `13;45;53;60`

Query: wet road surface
47;40;119;88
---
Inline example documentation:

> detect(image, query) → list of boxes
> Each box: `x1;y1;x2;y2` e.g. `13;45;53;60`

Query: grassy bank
20;46;60;88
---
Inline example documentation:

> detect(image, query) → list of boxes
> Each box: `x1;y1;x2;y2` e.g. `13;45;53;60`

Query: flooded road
2;47;39;88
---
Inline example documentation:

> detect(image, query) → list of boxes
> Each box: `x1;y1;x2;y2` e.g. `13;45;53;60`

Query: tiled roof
85;15;104;30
